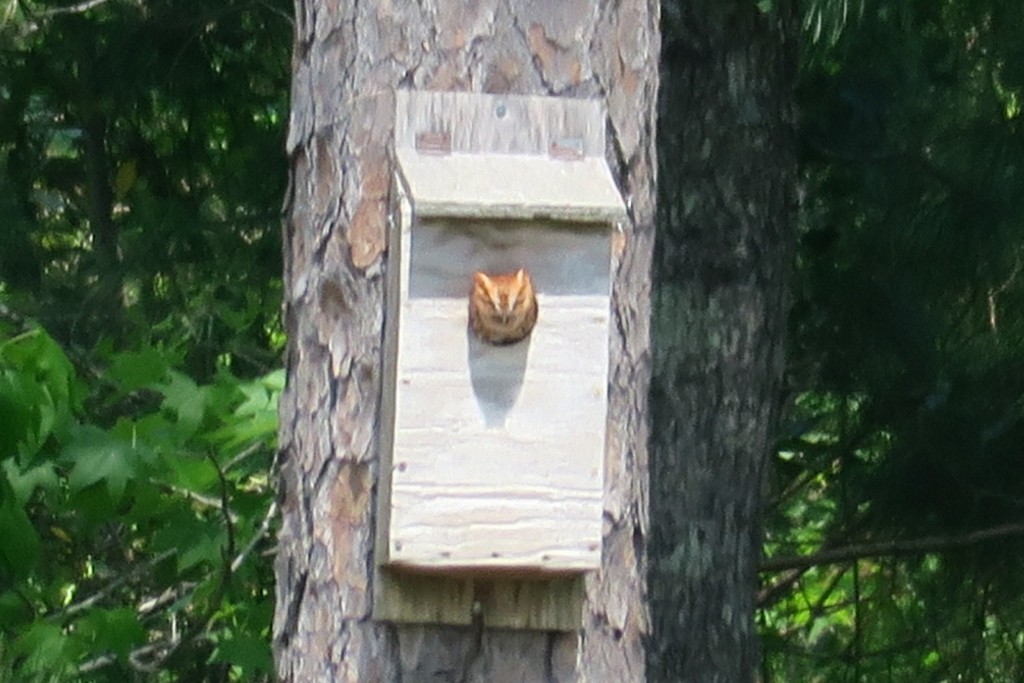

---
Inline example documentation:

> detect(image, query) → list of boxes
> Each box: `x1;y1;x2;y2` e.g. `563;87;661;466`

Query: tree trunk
274;1;658;680
648;2;797;682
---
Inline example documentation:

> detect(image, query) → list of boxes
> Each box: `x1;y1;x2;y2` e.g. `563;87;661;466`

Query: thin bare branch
232;499;278;573
41;0;114;16
60;549;176;618
761;520;1024;572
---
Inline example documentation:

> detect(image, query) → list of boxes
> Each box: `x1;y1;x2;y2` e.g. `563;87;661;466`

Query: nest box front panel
378;90;626;581
385;217;611;574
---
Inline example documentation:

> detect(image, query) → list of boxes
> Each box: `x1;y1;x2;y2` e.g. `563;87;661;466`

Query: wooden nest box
375;90;626;631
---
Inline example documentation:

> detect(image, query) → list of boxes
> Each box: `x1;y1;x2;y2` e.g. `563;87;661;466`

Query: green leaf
68;483;118;526
1;329;74;398
0;589;33;627
2;459;58;505
151;510;222;571
0;473;40;580
234;381;273;417
160;451;219;493
159;370;207;436
0;328;80;433
205;370;281;450
209;412;278;451
12;622;69;676
107;347;169;392
0;378;56;464
78;607;146;659
0;343;74;462
122;411;178;446
124;479;170;523
212;634;274;675
64;426;135;503
260;368;286;393
178;529;226;572
0;369;36;458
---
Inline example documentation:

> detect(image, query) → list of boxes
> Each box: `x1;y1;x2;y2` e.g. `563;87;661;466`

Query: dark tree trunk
81;113;123;336
648;2;797;681
273;0;658;679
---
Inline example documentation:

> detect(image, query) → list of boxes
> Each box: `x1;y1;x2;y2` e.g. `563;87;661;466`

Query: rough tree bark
273;1;658;680
648;2;797;682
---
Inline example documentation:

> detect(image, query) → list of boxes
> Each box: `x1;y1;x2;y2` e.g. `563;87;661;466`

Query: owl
468;269;539;345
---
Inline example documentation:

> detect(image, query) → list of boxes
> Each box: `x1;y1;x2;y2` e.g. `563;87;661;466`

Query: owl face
468;269;539;345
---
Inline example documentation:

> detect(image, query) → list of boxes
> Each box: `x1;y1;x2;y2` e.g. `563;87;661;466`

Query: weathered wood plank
396;151;626;222
385;212;611;574
395;90;626;222
396;90;606;155
374;572;585;631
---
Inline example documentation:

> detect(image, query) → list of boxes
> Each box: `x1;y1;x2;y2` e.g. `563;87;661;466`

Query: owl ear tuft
474;271;493;287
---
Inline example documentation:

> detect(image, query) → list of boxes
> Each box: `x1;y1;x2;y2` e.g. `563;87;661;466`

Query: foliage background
2;0;1023;679
762;1;1024;681
1;0;289;679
